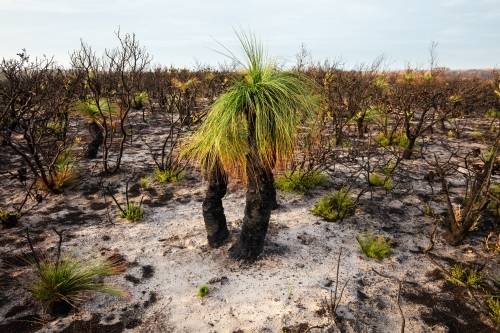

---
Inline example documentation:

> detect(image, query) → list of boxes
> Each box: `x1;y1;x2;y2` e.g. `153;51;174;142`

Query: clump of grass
139;176;151;189
485;233;500;253
37;145;78;193
383;162;396;175
312;189;355;221
487;295;500;323
154;169;185;183
118;202;145;222
448;263;487;289
132;92;149;109
275;170;328;193
0;208;19;226
368;172;393;190
375;131;409;148
356;232;393;260
485;108;500;120
25;252;125;308
197;285;209;297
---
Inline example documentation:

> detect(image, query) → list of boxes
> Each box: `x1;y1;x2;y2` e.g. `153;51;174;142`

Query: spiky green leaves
182;28;319;179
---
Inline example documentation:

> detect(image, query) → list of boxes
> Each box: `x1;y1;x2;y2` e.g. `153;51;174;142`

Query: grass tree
183;29;319;259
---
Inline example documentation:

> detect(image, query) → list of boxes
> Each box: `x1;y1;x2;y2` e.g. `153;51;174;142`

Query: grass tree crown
182;28;320;179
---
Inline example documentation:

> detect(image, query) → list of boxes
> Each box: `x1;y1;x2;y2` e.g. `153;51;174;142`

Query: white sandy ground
1;170;496;333
1;117;500;332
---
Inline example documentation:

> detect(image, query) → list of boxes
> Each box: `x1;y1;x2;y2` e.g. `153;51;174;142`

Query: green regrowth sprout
356;232;393;260
197;285;209;297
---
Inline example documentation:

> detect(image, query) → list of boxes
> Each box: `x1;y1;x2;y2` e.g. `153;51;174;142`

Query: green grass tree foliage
23;229;125;315
182;28;319;259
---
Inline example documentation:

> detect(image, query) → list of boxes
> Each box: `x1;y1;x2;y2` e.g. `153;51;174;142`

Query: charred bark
229;159;273;260
202;162;229;247
84;121;103;159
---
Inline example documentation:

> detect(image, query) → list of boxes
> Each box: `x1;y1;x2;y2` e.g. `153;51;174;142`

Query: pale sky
0;0;499;69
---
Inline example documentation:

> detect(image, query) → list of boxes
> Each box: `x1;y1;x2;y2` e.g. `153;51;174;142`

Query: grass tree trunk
202;160;229;247
230;113;273;260
229;155;273;260
84;121;103;159
402;135;417;159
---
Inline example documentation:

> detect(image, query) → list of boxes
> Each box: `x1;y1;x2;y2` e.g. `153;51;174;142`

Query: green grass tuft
312;189;355;221
154;169;185;183
448;263;486;289
488;295;500;323
24;252;125;306
356;232;393;260
118;202;145;222
368;172;393;190
139;176;151;189
375;131;409;148
275;170;327;193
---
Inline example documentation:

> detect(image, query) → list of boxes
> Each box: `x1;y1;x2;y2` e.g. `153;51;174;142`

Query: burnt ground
0;111;499;332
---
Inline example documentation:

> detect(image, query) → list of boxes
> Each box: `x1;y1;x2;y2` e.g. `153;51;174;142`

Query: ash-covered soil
1;112;499;333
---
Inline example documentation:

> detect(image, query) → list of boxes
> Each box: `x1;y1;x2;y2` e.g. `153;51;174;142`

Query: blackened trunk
229;156;273;260
84;121;103;159
402;136;417;160
202;162;229;247
270;174;278;210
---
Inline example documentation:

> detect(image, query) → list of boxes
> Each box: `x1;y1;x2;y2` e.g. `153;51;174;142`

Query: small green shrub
118;202;145;222
448;263;486;289
154;169;185;183
466;268;487;289
448;263;466;285
312;189;355;221
487;295;500;322
383;162;396;175
275;170;328;193
139;176;151;189
375;132;409;148
485;108;500;120
0;208;19;224
25;252;125;307
424;204;432;216
368;172;393;190
356;232;393;260
197;285;209;297
133;92;148;109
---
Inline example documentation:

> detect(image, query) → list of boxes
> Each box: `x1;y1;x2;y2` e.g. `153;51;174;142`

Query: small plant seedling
424;204;432;216
287;284;294;300
139;176;151;189
154;169;185;183
383;162;396;175
375;131;408;148
368;172;393;190
485;108;500;120
356;232;393;260
197;285;209;297
118;202;145;222
466;268;487;289
448;263;466;285
0;208;20;227
312;189;355;221
485;232;500;253
275;170;328;193
448;263;486;289
487;295;500;323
